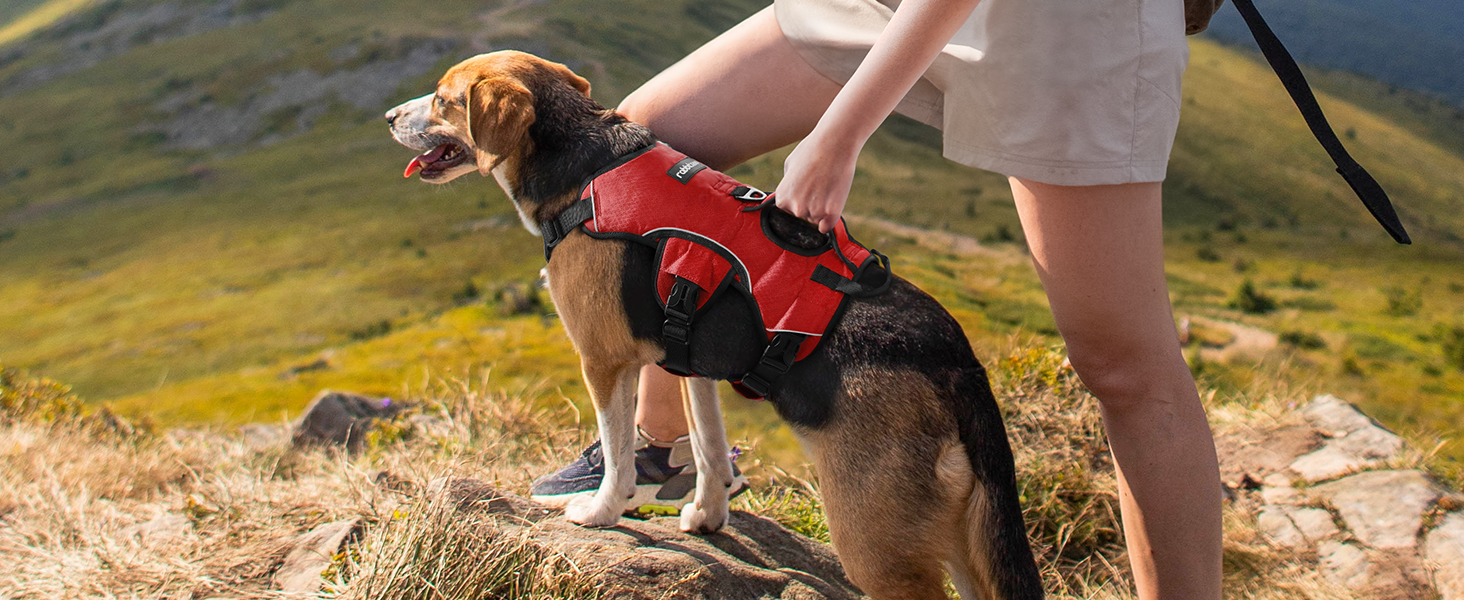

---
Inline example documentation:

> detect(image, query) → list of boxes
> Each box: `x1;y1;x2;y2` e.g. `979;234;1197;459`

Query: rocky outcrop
425;478;862;600
1219;394;1463;599
290;390;404;452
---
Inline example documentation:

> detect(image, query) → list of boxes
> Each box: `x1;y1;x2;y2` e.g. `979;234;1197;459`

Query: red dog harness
540;143;890;398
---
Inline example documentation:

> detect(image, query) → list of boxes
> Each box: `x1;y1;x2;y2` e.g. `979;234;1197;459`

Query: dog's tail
950;367;1045;600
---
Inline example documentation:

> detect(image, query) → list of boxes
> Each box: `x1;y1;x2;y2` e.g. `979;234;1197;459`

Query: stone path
1218;394;1463;599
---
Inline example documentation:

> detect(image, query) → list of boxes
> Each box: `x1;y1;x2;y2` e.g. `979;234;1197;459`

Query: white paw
565;495;622;528
679;499;728;534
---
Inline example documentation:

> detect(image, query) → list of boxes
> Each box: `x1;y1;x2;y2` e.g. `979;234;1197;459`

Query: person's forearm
813;0;982;148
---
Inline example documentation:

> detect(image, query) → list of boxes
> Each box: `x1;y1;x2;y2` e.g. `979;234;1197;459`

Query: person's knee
1064;336;1192;415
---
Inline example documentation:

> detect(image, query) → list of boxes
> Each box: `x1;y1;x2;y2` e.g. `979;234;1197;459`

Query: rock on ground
429;477;863;600
1310;470;1442;549
1289;395;1405;482
274;518;362;595
1427;512;1464;600
291;390;404;452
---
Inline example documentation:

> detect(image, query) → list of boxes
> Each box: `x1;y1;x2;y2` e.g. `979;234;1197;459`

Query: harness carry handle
1230;0;1410;244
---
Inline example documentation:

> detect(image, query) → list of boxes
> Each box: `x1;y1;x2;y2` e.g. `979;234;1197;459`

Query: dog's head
385;50;590;186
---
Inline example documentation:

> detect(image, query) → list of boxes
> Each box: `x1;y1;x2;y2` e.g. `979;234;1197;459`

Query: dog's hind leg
807;433;962;600
679;376;732;533
564;363;640;527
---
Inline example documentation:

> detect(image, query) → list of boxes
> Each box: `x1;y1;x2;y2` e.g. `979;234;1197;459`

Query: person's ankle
637;424;689;448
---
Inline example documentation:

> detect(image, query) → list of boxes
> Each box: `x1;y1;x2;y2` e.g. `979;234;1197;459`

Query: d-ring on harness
539;143;891;399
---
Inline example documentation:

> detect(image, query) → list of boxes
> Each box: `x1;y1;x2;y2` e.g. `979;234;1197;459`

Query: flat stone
1261;486;1303;505
274;518;361;594
1288;507;1339;543
1330;423;1405;461
1318;541;1372;589
1426;512;1464;600
1216;425;1321;483
1258;506;1306;548
1302;394;1375;436
1290;444;1370;482
1262;472;1294;487
122;512;191;548
1311;470;1442;549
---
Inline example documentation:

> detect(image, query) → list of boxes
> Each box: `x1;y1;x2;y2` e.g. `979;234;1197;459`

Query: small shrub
982;224;1016;244
1341;355;1365;377
1;365;84;424
1279;330;1326;350
1196;246;1221;262
452;279;481;304
348;319;393;341
1287;270;1321;290
1442;325;1464;371
1383;286;1423;317
1228;280;1276;314
1232;258;1251;273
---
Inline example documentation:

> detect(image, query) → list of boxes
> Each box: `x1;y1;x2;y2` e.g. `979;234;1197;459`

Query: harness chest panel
541;143;890;398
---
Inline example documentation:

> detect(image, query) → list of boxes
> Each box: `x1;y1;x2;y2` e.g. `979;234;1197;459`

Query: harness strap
1230;0;1410;245
540;196;597;261
810;250;893;297
658;277;700;377
736;332;807;399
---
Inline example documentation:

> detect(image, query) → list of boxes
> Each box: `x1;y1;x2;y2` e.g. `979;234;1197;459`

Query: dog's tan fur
386;51;1043;600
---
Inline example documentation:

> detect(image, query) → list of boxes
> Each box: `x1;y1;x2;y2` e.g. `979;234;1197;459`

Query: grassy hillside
0;0;1461;468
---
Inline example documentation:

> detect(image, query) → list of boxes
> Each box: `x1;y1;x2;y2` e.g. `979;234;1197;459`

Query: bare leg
1010;177;1222;600
619;7;843;440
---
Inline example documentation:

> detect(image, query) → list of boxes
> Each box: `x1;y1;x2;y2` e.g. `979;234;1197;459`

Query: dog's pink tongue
403;144;449;178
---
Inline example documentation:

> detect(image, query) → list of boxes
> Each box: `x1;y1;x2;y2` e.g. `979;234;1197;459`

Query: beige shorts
773;0;1190;186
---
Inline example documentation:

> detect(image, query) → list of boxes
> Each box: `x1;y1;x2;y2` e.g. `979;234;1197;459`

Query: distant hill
1203;0;1464;107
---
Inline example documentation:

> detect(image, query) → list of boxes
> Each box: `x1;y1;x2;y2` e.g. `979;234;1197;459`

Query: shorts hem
942;140;1170;186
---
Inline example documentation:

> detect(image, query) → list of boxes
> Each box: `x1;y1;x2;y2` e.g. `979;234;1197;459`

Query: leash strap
541;196;597;261
1229;0;1410;244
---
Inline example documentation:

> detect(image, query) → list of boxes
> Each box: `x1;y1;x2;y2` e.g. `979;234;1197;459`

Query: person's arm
776;0;982;232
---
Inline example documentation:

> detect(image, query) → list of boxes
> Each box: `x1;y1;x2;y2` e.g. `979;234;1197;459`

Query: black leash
1228;0;1410;244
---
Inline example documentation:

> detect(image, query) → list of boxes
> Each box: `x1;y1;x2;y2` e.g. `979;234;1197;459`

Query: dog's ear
551;62;592;97
466;76;536;176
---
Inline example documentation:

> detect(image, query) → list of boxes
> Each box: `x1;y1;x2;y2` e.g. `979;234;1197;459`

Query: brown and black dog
386;51;1043;600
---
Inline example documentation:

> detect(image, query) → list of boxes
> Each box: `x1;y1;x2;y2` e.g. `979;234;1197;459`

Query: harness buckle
729;186;768;202
658;277;700;376
737;332;805;398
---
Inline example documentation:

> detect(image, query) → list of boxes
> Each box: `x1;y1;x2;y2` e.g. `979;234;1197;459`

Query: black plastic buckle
738;333;804;398
658;278;700;376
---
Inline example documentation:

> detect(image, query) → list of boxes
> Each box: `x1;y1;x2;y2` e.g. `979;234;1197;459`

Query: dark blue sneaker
530;438;748;516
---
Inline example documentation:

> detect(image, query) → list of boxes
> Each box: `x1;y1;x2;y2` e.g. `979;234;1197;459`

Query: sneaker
530;436;749;516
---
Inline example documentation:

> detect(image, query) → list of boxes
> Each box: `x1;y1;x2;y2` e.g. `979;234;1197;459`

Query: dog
386;50;1043;600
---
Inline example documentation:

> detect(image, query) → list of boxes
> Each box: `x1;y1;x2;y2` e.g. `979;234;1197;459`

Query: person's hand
774;131;859;234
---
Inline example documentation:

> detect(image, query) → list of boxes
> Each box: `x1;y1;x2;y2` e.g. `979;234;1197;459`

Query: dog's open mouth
403;142;469;179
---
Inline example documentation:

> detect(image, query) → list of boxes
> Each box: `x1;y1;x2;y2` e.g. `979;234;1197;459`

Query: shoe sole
533;473;751;517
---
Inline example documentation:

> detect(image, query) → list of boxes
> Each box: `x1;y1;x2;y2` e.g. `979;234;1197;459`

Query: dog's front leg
679;376;732;533
564;363;639;527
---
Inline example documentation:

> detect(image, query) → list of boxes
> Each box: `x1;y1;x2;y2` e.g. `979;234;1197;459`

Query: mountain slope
0;0;1461;462
1203;0;1464;107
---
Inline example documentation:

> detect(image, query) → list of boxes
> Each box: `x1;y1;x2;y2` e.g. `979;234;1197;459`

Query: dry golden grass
0;359;1398;599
